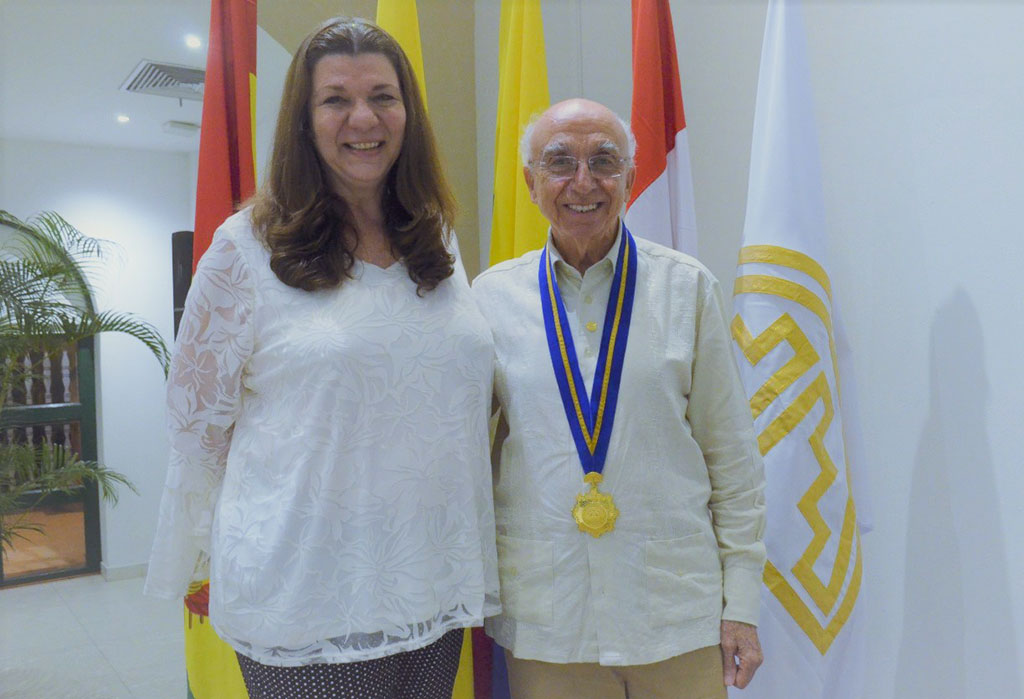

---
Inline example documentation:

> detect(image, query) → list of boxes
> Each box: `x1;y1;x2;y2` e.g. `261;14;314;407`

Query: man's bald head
518;98;638;272
520;99;636;167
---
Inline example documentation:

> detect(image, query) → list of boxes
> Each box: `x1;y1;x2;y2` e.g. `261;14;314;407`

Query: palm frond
0;503;45;553
0;210;170;375
0;259;77;321
0;443;138;503
0;210;106;314
1;209;167;555
0;441;140;555
58;310;171;375
31;211;109;261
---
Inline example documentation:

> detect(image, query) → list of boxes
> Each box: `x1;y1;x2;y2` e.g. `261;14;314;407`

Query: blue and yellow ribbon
539;226;638;475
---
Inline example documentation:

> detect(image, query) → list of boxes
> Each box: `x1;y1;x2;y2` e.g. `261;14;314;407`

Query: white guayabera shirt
145;209;499;666
473;225;766;666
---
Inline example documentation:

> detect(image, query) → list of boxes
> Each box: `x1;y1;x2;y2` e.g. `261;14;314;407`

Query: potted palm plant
0;210;170;556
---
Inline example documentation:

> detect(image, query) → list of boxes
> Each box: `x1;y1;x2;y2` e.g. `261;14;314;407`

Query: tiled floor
0;574;184;698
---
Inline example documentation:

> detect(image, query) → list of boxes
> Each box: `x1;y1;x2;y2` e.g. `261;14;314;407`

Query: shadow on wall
896;288;1020;698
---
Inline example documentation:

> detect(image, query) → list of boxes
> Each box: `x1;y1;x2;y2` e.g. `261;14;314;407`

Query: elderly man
473;98;766;698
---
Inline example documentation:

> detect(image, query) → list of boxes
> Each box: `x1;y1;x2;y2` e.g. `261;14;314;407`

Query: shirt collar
546;220;624;281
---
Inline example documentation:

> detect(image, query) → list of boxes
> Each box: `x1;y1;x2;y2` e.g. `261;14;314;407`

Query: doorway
1;340;100;586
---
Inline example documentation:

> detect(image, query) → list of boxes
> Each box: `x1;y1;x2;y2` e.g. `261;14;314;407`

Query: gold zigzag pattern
733;245;862;655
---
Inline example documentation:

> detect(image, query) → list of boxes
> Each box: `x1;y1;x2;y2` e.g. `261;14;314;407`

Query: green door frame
0;338;100;586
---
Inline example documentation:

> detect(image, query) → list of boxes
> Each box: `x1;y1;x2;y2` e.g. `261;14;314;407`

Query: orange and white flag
624;0;697;255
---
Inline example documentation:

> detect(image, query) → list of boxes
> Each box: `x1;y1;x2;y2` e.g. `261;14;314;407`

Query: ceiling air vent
120;60;204;102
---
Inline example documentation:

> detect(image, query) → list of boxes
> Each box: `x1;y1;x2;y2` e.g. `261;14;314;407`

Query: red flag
183;3;256;696
624;0;698;255
193;0;257;269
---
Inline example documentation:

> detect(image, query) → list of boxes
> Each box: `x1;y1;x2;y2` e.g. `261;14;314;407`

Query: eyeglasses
532;154;628;180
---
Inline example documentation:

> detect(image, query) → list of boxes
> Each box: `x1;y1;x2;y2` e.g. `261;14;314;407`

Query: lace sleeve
145;228;255;598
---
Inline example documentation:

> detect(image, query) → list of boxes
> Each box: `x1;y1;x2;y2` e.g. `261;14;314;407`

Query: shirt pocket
645;534;722;628
496;535;554;627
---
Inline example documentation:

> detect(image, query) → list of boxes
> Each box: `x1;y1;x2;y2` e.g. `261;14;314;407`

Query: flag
488;0;551;264
192;0;257;271
623;0;697;255
183;581;246;698
730;1;866;697
184;0;256;696
376;0;428;111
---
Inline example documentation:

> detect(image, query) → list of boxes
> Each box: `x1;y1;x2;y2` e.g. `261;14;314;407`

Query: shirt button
586;321;598;332
584;348;594;358
584;295;593;304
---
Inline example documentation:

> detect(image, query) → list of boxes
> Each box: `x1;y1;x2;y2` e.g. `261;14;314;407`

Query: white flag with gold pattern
730;1;867;697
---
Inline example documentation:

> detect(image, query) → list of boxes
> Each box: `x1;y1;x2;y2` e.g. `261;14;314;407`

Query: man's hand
721;620;763;689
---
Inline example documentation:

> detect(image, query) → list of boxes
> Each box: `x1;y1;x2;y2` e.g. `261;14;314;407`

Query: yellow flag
489;0;551;264
183;596;247;698
451;630;476;699
376;0;428;111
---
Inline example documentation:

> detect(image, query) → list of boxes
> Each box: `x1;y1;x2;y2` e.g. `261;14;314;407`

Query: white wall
254;25;292;186
474;1;1024;696
0;138;190;577
806;4;1024;697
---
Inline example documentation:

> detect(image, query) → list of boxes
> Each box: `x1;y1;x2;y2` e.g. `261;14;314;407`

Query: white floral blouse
145;210;500;666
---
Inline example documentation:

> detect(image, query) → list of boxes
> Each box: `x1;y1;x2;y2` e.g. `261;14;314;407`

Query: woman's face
308;52;406;202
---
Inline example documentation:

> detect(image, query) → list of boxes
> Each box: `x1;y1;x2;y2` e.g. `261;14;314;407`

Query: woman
146;17;498;698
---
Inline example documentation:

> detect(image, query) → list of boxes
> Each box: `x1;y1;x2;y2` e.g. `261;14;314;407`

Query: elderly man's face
525;104;635;248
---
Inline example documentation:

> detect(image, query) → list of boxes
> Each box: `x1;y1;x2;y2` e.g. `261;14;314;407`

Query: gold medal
572;472;618;537
542;232;636;540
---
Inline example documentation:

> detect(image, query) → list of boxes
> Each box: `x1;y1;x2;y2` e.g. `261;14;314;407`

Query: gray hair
519;112;637;167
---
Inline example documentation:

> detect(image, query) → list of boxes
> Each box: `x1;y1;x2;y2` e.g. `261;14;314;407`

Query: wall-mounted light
116;114;130;124
185;34;202;50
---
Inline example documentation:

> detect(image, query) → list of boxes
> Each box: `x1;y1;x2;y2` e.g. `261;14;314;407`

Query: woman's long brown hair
250;17;455;293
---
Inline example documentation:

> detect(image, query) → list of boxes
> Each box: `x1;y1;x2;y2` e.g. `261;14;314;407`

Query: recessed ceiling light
116;114;130;124
185;34;202;49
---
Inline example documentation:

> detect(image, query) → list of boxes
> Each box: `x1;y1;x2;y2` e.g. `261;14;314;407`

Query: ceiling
0;0;374;154
1;0;210;152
